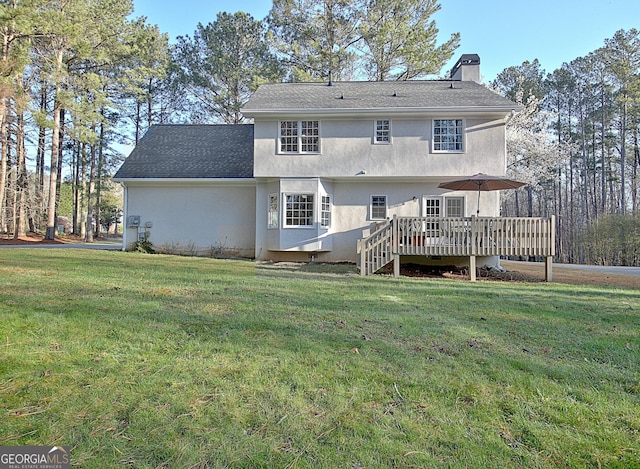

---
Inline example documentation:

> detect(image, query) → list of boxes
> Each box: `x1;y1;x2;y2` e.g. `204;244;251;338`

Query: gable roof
242;80;519;117
113;124;254;180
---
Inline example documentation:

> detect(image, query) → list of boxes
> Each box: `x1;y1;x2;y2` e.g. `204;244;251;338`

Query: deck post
357;239;366;277
470;215;477;257
393;254;400;278
469;255;477;282
545;256;553;282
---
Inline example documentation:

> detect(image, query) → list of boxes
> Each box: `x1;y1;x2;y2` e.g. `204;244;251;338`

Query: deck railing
394;216;556;257
359;215;556;278
356;221;394;276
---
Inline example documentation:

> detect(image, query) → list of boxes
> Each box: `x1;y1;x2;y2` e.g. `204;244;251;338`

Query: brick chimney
449;54;480;82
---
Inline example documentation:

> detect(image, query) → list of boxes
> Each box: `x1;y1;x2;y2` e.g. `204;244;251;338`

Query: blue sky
132;0;640;82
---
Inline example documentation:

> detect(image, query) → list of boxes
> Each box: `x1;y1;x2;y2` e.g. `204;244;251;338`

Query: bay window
285;194;314;227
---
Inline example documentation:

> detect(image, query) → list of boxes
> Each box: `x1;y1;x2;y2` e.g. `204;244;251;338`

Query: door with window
421;195;466;239
421;197;442;238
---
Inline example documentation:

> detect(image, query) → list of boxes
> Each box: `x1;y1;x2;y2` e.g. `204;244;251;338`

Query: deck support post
545;256;553;282
393;254;400;278
357;239;366;276
469;255;477;282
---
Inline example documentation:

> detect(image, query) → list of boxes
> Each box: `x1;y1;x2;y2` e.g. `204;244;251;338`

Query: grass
0;249;638;468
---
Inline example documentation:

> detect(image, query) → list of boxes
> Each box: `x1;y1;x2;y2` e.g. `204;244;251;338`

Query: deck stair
356;221;394;276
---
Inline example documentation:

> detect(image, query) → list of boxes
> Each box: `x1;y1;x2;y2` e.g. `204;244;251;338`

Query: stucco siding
253;116;507;179
254;179;499;263
124;183;256;257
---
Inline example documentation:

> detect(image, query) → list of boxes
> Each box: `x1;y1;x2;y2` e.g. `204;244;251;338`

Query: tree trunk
79;142;86;239
14;109;27;238
72;140;80;234
147;77;153;130
0;97;7;234
54;108;65;233
0;9;13;235
95;113;106;238
600;85;607;214
45;77;63;240
620;98;627;215
632;130;639;214
37;83;47;192
85;139;97;242
579;95;589;223
135;99;141;144
32;83;47;232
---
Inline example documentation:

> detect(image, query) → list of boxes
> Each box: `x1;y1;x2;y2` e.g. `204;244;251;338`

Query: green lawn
0;250;638;468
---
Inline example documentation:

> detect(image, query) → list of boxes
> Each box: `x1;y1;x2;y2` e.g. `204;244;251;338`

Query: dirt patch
0;233;72;245
0;232;111;245
500;261;640;289
380;261;640;289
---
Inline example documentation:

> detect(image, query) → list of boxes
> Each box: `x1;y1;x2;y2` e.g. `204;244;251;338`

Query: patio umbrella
437;173;526;215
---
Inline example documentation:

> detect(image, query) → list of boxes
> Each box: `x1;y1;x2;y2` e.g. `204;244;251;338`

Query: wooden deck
358;215;556;281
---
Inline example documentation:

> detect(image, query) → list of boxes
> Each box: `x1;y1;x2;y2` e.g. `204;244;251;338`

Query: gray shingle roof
114;124;254;179
242;80;518;114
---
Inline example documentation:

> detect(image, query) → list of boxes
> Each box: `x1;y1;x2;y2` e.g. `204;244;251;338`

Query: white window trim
373;119;392;145
321;194;332;228
283;193;315;228
432;118;465;153
370;194;388;220
422;196;442;218
278;120;321;154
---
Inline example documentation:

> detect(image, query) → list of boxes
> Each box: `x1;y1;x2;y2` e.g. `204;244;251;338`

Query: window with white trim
445;197;465;217
268;194;279;229
374;119;391;144
279;121;320;153
370;195;387;220
433;119;464;152
321;195;332;227
285;194;314;227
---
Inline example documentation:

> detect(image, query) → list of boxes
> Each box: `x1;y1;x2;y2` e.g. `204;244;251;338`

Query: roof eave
242;106;522;118
114;177;256;185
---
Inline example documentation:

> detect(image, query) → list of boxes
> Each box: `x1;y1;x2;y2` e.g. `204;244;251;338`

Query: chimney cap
456;53;480;66
449;54;480;81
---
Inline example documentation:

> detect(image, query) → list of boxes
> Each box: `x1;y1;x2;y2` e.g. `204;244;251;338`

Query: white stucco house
114;55;556;279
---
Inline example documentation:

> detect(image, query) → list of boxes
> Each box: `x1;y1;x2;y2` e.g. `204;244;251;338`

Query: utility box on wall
127;215;141;227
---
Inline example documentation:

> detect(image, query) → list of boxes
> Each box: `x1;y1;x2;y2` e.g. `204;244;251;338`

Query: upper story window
279;121;320;154
370;195;387;220
374;119;391;144
433;119;464;152
285;194;314;227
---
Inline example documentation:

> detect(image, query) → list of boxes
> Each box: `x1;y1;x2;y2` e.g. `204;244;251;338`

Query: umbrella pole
477;188;480;215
